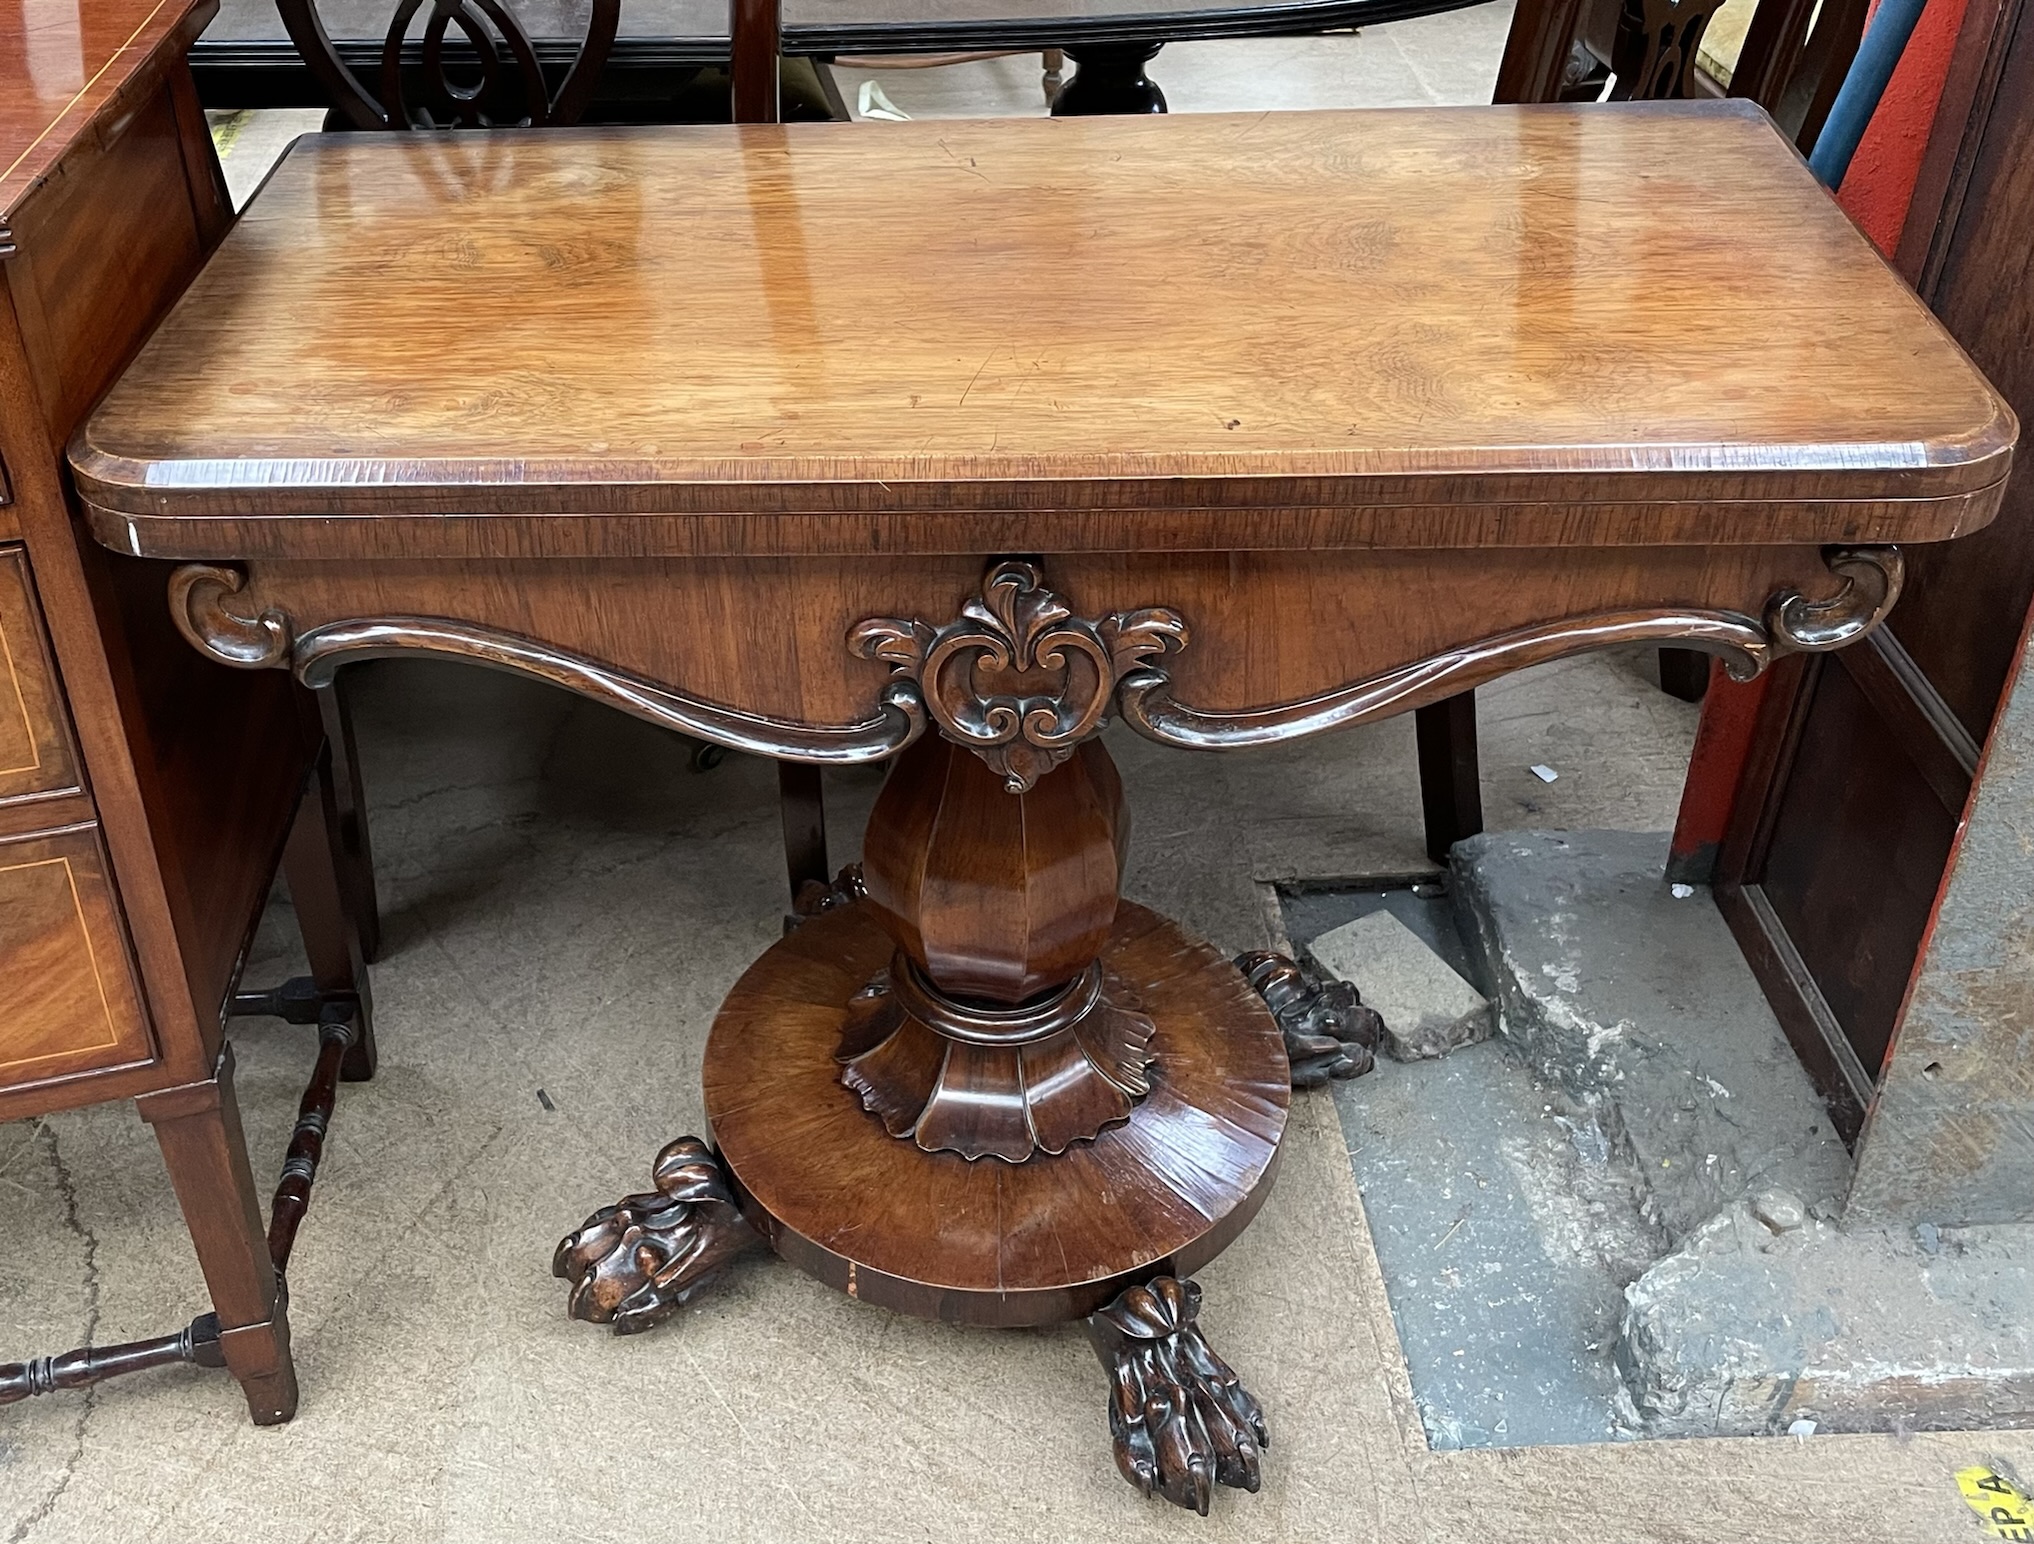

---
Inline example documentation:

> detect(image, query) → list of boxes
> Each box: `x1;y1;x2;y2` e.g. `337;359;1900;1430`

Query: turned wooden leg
314;678;382;965
1415;689;1483;865
1052;43;1167;115
1042;47;1065;104
1085;1275;1267;1514
282;740;376;1082
136;1046;297;1425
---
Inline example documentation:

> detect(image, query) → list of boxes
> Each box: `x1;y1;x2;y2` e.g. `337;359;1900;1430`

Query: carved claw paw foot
1084;1276;1268;1514
1235;950;1381;1088
788;863;868;931
553;1137;762;1334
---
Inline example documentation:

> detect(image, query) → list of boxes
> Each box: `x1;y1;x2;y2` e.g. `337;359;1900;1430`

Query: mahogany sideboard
68;104;2011;1506
0;0;372;1420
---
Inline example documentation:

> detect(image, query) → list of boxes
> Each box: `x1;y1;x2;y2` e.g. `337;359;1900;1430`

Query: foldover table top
73;101;2014;559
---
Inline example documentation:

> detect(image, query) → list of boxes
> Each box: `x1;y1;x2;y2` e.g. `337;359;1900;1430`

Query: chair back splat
276;0;620;130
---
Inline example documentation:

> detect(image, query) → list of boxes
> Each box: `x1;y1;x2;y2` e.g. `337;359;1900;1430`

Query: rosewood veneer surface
73;103;2010;556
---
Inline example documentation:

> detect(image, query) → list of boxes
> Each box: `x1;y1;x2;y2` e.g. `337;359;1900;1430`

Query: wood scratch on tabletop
958;350;996;407
935;139;991;183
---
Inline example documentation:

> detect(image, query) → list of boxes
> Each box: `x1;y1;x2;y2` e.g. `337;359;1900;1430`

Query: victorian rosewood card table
69;102;2010;1507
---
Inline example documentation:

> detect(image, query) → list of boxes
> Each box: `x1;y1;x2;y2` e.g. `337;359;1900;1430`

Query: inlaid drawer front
0;824;153;1089
0;545;81;805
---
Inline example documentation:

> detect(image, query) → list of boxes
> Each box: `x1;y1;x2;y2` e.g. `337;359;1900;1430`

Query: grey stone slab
1619;1207;2034;1437
1310;909;1493;1061
1330;1040;1665;1449
1450;829;1853;1241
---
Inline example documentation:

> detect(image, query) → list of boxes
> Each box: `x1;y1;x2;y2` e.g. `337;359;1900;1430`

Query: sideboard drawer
0;823;153;1088
0;545;81;806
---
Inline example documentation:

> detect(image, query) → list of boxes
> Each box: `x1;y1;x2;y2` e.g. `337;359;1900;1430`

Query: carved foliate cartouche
850;559;1188;793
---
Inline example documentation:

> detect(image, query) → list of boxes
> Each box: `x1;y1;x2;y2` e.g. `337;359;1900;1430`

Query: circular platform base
704;901;1291;1326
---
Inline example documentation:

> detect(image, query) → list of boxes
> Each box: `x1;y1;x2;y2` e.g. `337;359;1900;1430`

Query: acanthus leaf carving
849;560;1189;793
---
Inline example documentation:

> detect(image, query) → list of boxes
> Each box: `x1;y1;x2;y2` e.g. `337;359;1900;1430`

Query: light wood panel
0;545;80;808
72;103;2012;554
0;823;153;1087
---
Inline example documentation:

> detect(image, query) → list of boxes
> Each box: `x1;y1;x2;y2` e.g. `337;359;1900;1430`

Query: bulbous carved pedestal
841;736;1158;1162
558;560;1306;1514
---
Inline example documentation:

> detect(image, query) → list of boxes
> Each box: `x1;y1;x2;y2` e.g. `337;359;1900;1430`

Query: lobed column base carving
1085;1276;1267;1514
553;1138;764;1334
836;950;1158;1163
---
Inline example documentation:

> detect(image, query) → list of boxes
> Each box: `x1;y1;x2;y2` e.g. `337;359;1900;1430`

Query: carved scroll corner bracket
169;563;294;670
1765;545;1905;658
848;559;1189;792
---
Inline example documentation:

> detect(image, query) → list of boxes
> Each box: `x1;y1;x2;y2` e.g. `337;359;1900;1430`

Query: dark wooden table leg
776;762;830;909
136;1046;297;1425
1415;689;1483;865
1052;42;1167;115
1658;646;1713;701
282;741;376;1081
314;678;381;964
731;0;782;121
